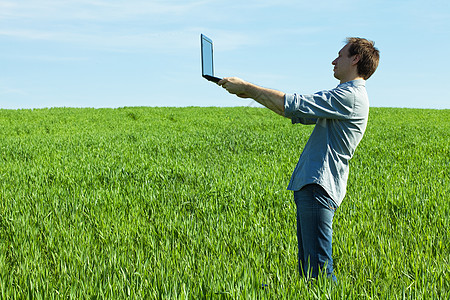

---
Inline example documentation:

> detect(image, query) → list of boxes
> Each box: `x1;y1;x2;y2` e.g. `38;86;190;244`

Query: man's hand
218;76;286;116
218;77;251;98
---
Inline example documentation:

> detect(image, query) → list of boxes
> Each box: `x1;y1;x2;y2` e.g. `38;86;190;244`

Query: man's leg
294;184;337;281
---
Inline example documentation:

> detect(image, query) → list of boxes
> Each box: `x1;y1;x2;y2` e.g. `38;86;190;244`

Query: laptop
201;34;222;83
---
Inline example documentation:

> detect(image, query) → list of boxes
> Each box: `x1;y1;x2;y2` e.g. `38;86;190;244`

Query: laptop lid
201;34;222;83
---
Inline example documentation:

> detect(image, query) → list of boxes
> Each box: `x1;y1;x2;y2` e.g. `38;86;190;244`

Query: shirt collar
338;79;366;88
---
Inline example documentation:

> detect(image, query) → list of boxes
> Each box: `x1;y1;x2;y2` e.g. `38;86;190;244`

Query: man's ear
351;54;361;66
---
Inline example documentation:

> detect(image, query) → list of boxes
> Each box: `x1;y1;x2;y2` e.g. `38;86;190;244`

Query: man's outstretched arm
218;77;286;117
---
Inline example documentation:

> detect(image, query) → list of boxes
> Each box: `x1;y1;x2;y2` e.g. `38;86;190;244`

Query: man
218;37;380;281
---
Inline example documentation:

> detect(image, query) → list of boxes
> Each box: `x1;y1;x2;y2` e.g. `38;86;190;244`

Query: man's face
332;43;356;81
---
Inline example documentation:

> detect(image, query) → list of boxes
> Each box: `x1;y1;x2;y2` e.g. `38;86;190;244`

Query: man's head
332;37;380;83
345;37;380;80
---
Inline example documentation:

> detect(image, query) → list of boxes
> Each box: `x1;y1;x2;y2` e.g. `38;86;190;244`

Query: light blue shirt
284;79;369;206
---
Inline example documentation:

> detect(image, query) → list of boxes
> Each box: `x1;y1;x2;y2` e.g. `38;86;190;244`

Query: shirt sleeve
284;86;355;121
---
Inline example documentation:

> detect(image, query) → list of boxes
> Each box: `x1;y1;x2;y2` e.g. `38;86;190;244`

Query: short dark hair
346;37;380;80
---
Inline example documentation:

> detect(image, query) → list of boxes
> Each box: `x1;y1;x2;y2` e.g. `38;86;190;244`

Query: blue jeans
294;184;337;281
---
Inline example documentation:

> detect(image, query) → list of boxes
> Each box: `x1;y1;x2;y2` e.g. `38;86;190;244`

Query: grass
0;106;449;299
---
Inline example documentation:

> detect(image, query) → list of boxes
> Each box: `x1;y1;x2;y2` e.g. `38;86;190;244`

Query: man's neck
340;76;364;84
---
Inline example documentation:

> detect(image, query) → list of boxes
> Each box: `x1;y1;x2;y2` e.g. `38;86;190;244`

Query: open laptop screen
201;34;221;83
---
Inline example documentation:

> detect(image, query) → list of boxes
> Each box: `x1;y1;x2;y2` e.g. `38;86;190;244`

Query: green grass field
0;106;449;299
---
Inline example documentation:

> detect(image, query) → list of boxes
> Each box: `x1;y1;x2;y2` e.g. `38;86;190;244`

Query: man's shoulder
332;80;369;117
333;79;367;100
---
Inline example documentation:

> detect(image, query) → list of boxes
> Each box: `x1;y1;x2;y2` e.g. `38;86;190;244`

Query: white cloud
0;85;28;96
0;0;213;21
0;28;56;40
0;1;221;52
0;1;349;56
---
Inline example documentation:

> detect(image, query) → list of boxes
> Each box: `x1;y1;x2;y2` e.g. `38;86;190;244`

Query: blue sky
1;0;449;109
